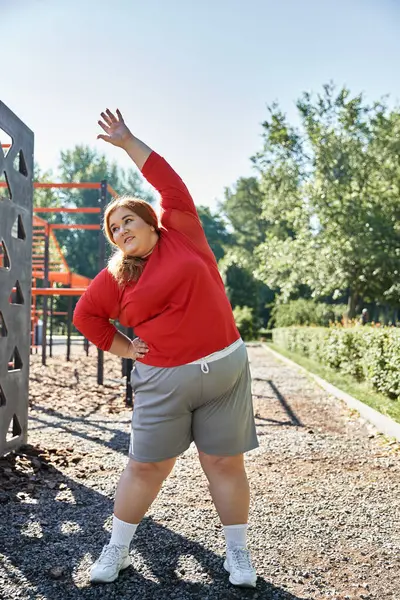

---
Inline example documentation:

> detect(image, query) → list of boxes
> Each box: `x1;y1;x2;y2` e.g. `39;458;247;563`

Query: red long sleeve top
73;152;240;367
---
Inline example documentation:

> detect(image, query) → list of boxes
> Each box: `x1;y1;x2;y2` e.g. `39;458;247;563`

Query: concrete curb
262;344;400;442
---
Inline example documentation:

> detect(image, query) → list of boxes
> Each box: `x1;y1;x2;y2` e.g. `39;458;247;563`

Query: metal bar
49;294;54;358
31;278;37;354
97;347;104;386
97;180;107;386
66;295;72;362
121;326;127;377
50;224;100;230
35;310;67;316
41;225;50;366
125;357;134;407
31;288;87;296
125;327;134;407
34;207;101;213
0;182;102;190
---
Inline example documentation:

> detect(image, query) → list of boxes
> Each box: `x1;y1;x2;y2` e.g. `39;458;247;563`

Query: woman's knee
125;457;175;482
199;452;245;477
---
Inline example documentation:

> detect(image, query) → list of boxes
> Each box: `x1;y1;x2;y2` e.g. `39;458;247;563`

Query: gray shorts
129;341;258;462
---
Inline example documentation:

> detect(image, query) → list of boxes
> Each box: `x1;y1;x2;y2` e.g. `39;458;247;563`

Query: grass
266;342;400;425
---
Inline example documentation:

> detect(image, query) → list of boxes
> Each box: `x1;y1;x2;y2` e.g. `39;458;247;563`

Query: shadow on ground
29;404;131;454
253;378;304;428
0;443;306;600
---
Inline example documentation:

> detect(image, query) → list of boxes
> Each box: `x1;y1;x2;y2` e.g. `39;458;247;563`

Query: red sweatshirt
73;152;240;367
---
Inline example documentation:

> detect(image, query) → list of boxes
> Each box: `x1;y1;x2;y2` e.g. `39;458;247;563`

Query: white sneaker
90;544;131;583
224;546;257;588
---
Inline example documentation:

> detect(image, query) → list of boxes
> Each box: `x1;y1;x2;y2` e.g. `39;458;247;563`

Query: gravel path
1;344;399;600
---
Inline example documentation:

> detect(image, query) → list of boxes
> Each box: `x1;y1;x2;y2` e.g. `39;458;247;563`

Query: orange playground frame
1;160;117;367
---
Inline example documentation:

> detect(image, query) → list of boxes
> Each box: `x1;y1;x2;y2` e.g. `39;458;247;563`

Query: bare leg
198;452;250;525
114;457;176;524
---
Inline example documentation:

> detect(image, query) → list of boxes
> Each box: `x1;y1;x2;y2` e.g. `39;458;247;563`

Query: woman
73;109;259;589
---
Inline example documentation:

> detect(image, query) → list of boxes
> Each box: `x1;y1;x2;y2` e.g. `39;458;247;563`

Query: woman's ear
150;226;155;231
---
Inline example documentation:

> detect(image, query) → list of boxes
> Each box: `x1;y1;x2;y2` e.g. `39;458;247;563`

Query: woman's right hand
129;337;149;360
97;109;133;148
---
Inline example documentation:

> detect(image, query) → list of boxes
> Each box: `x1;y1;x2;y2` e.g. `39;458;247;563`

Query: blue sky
2;0;400;208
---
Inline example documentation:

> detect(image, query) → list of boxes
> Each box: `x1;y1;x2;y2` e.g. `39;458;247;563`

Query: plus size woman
73;108;259;589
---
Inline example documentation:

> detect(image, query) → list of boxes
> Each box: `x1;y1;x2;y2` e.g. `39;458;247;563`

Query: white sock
223;523;248;549
109;515;138;548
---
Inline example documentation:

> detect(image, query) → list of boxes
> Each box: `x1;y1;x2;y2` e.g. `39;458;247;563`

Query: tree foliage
197;205;232;262
253;83;400;316
222;177;266;251
219;178;274;326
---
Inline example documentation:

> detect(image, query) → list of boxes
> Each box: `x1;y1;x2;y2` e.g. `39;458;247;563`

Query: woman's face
108;207;157;257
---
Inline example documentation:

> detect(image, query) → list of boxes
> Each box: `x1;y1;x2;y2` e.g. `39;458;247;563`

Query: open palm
97;109;132;147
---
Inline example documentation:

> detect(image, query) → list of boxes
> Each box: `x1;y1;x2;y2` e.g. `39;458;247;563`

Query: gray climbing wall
0;101;34;456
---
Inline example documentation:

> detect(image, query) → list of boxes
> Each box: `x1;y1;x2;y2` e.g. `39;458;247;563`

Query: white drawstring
188;338;243;367
187;338;244;376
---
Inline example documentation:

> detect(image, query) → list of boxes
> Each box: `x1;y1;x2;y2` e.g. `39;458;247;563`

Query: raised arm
98;109;210;251
98;108;152;170
97;109;198;216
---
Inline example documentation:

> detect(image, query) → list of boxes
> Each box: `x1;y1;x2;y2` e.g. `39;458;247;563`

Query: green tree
218;175;274;327
221;177;266;252
196;205;275;328
254;84;400;317
197;205;232;261
219;248;274;327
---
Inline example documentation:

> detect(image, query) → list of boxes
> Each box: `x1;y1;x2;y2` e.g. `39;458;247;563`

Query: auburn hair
104;196;160;285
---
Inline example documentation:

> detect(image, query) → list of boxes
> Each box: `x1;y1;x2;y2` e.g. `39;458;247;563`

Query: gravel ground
1;343;399;600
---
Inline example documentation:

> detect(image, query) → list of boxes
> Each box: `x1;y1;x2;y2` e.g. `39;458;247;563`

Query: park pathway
0;344;399;600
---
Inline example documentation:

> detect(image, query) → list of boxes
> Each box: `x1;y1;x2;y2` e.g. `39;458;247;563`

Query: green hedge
272;326;400;400
271;299;347;327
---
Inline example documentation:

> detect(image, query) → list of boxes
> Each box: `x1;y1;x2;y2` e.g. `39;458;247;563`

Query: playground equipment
0;101;34;456
29;183;115;378
0;101;134;456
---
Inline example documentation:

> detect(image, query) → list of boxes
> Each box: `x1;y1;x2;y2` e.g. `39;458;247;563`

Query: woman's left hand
128;337;149;360
97;109;134;148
